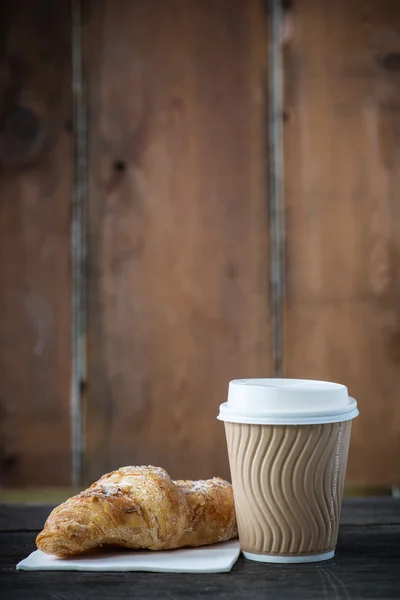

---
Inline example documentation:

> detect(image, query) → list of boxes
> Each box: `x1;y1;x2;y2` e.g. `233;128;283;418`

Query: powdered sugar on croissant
36;466;237;556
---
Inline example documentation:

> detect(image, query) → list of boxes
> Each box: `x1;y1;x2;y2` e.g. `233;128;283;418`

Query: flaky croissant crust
36;466;237;556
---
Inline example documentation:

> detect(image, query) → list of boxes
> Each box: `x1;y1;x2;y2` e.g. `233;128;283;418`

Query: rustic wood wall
283;0;400;485
0;0;399;488
0;0;73;486
83;0;272;482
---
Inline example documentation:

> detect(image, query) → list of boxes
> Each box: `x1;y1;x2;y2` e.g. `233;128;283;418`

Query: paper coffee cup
218;379;359;563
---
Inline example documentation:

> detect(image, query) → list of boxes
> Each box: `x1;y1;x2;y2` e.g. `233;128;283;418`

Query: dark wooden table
1;498;400;599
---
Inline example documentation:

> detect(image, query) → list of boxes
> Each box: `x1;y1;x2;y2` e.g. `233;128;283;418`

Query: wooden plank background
83;0;272;482
0;0;73;486
283;0;400;485
0;0;399;488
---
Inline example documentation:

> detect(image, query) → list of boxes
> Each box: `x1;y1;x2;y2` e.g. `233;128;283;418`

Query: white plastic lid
218;378;359;425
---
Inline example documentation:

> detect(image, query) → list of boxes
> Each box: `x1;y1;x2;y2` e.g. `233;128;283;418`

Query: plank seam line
71;0;87;487
268;0;285;377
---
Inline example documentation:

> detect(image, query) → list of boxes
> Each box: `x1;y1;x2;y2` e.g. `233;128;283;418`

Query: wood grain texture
283;0;400;485
0;504;55;532
0;0;73;485
84;0;272;483
2;502;400;599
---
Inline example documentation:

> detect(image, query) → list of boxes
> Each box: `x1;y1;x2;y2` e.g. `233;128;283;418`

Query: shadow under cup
218;379;359;564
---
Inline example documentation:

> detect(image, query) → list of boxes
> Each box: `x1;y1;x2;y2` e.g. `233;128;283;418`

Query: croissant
36;466;237;556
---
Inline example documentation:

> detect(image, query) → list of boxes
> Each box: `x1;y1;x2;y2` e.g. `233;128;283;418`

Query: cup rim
217;404;359;425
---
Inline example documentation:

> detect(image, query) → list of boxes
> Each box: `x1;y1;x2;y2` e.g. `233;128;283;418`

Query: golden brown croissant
36;466;237;556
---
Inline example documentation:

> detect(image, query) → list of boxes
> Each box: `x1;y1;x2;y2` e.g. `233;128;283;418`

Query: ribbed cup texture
225;421;351;556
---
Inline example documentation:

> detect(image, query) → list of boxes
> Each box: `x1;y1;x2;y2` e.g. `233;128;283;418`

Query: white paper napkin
17;540;240;573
